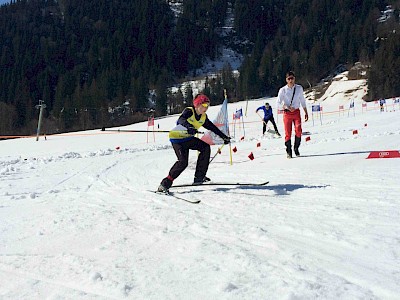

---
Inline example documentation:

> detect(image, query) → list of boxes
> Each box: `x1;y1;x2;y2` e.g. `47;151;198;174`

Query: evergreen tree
13;78;32;130
369;31;400;99
221;63;237;100
0;102;16;135
208;76;224;105
183;83;194;105
154;70;170;116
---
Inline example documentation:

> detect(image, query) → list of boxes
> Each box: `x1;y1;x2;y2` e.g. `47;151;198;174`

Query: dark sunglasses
287;77;295;80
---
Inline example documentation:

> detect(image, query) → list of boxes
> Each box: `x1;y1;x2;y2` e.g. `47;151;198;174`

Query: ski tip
152;190;201;204
191;200;201;204
154;190;169;195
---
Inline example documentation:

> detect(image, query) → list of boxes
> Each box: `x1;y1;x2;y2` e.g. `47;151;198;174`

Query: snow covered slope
0;76;399;299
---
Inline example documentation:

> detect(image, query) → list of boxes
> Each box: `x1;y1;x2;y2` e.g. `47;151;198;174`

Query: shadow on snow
175;184;329;197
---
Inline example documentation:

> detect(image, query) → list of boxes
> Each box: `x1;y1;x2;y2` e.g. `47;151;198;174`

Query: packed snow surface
1;77;400;299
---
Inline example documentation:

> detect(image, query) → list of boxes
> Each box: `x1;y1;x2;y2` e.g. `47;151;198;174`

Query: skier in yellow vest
158;94;231;192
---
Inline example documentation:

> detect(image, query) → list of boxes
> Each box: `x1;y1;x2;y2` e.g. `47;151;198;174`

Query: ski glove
222;136;231;144
187;127;198;135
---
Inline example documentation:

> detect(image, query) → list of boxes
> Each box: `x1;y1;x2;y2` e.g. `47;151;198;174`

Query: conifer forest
0;0;399;135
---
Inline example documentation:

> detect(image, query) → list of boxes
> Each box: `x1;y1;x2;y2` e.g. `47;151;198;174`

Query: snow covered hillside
0;75;400;299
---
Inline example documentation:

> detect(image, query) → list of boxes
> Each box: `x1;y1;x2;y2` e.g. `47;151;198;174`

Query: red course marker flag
248;152;254;160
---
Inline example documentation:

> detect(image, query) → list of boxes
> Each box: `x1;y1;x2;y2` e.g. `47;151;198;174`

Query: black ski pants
263;116;279;134
169;137;211;180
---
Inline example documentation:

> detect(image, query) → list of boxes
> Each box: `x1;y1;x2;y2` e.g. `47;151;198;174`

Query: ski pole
209;144;225;164
256;112;269;129
102;128;170;133
101;128;204;134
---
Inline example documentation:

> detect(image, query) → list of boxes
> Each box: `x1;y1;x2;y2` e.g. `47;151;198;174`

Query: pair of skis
153;181;269;204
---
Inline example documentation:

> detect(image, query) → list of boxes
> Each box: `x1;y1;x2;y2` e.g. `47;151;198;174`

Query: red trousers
283;109;302;142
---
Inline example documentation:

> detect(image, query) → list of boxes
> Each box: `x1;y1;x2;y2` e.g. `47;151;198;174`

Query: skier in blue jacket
256;102;281;136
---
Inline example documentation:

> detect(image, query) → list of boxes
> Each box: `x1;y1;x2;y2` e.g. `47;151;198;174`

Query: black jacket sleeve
203;118;228;139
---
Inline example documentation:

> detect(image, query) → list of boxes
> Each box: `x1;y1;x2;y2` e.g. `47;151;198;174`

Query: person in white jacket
277;71;309;158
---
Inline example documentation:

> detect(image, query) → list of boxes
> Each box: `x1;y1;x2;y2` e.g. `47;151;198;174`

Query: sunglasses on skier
287;77;295;81
201;103;209;108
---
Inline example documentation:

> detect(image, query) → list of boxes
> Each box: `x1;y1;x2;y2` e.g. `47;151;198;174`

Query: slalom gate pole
241;108;246;136
223;89;233;165
229;142;233;165
209;144;225;164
